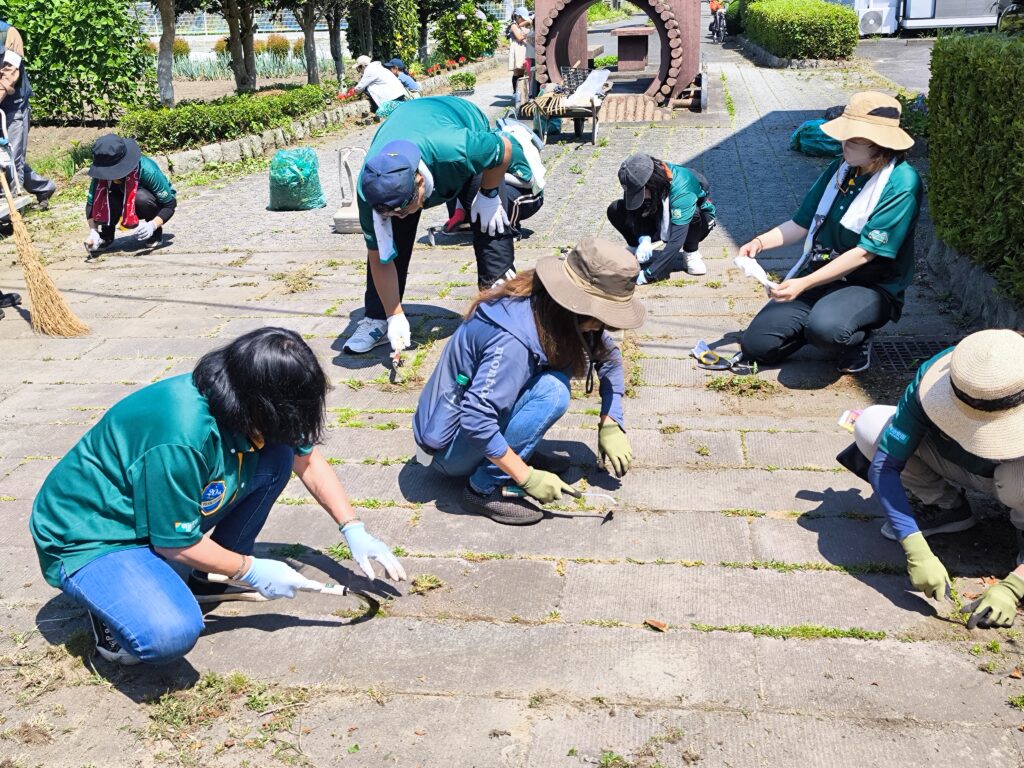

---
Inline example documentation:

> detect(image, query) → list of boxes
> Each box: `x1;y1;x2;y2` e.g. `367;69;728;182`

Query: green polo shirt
793;158;922;320
667;163;716;225
30;375;311;587
86;155;177;208
357;96;505;250
877;349;998;478
505;137;532;184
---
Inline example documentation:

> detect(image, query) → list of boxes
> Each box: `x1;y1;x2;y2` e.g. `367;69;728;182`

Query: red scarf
92;168;140;228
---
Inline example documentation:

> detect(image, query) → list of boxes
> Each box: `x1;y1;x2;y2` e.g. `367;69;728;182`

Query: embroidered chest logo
867;229;889;245
200;480;227;515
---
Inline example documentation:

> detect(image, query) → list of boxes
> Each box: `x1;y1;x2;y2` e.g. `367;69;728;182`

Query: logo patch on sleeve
885;426;909;443
200;480;227;515
671;207;683;220
174;520;199;534
867;229;889;245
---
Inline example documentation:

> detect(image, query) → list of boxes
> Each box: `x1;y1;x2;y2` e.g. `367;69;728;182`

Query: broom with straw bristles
0;171;89;336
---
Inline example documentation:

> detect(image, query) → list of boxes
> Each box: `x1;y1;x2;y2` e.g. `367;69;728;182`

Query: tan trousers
854;405;1024;529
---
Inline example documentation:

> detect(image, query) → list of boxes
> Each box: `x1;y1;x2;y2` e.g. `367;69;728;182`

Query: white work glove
635;235;654;265
341;521;408;581
134;219;156;241
237;557;321;599
386;312;411;353
84;228;102;251
470;188;508;236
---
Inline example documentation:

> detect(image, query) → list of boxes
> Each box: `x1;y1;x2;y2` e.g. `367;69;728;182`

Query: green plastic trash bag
268;147;327;211
790;119;842;158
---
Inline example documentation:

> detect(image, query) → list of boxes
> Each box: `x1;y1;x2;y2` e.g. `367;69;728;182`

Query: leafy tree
417;0;447;62
346;0;417;63
150;0;205;108
324;1;346;84
271;0;329;85
0;0;156;122
435;1;500;61
205;0;267;93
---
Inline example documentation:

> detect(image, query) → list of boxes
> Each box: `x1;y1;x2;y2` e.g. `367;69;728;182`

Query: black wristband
480;187;499;199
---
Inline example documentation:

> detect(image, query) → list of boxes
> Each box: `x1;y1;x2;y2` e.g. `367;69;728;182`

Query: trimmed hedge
930;33;1024;303
745;0;858;60
118;84;332;153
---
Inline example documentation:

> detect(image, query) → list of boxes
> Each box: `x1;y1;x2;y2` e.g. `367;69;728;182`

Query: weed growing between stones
707;374;777;398
410;574;445;595
721;508;765;518
691;623;885;640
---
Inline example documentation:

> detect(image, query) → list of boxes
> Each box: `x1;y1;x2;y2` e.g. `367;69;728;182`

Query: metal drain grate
872;338;956;373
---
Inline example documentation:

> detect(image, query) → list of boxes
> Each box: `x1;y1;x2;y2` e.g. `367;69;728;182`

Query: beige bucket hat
918;329;1024;461
821;91;914;152
535;236;647;330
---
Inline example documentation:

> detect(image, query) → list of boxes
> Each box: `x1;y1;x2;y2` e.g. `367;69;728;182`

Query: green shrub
293;38;305;58
0;0;156;121
435;1;501;61
594;54;618;68
896;92;928;139
930;33;1024;303
118;84;332;153
265;34;291;57
213;37;230;55
744;0;857;60
448;71;477;90
725;0;744;33
172;37;191;59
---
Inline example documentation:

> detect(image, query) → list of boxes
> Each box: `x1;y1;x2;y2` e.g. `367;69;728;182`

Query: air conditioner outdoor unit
854;0;899;34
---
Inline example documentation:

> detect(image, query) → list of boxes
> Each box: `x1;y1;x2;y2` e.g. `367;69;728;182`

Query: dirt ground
173;74;311;102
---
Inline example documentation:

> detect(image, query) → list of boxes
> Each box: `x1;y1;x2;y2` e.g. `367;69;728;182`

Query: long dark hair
193;327;330;447
467;270;598;376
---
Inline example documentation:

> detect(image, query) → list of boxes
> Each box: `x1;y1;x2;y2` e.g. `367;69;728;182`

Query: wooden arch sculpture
533;0;700;105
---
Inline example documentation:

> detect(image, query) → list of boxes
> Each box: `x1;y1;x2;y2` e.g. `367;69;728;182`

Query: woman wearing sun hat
83;133;177;253
737;91;922;374
846;329;1024;629
412;236;646;525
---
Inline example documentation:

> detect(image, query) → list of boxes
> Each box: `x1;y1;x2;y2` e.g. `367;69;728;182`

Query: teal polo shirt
793;158;922;320
357;96;505;250
667;163;716;225
878;349;998;478
30;375;311;587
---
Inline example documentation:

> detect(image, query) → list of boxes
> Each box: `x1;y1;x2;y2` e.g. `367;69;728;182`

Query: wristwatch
480;187;499;199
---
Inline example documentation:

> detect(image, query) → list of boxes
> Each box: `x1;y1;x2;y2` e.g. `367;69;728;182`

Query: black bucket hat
88;134;142;180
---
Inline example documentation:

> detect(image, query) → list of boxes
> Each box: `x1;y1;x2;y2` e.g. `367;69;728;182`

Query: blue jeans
59;444;294;664
429;371;570;494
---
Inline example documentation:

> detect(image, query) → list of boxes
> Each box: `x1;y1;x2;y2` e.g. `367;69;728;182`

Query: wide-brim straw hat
821;90;914;152
535;237;646;330
918;329;1024;461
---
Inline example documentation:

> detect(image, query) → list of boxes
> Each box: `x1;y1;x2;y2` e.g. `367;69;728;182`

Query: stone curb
737;35;851;70
162;56;502;177
924;239;1024;329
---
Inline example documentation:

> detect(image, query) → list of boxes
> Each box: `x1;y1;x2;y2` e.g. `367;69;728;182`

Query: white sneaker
685;250;707;276
343;317;388;354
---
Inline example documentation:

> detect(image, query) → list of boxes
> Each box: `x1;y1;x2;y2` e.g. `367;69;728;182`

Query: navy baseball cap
362;140;421;211
383;58;406;70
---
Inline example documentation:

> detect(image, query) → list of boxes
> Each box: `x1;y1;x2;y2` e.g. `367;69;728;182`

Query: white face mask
842;140;878;169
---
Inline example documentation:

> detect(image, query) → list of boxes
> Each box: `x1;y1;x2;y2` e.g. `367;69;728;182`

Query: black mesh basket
559;66;591;93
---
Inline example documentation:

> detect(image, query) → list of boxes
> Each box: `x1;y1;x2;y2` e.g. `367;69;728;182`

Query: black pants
94;187;164;241
606;199;712;282
364;176;519;320
740;283;892;364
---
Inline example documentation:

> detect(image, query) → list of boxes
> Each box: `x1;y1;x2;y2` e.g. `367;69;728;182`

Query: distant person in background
353;55;408;114
84;134;177;253
0;18;54;210
507;7;533;98
383;59;421;95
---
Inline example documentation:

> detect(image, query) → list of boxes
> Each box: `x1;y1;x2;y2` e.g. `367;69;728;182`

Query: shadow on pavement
330;303;461;371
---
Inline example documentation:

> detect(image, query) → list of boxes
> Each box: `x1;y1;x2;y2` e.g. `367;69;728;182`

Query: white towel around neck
371;161;434;263
786;160;896;281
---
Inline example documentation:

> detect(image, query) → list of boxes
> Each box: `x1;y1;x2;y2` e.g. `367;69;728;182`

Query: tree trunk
418;12;429;63
223;0;258;93
300;1;320;85
326;4;345;84
156;0;176;107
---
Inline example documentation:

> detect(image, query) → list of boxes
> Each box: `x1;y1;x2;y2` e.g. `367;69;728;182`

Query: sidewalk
1;48;1020;768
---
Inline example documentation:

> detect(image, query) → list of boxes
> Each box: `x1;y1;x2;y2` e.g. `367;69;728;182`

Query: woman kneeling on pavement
413;237;646;525
738;91;922;374
606;152;716;284
843;329;1024;630
30;328;405;666
84;134;177;253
